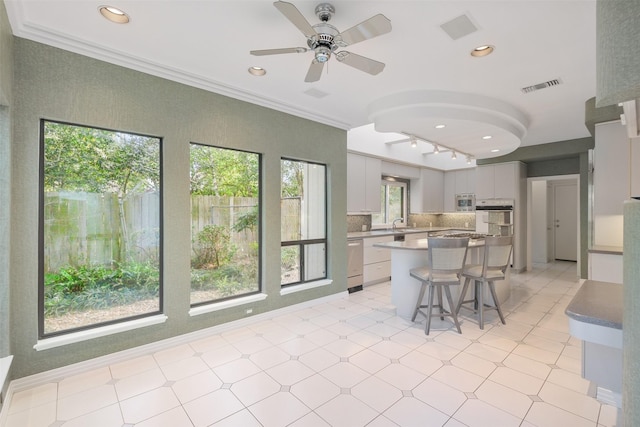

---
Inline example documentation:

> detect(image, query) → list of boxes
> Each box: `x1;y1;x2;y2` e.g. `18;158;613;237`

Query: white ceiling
4;0;597;170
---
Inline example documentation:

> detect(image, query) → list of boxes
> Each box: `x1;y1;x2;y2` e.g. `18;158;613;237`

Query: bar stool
409;237;469;335
456;235;513;329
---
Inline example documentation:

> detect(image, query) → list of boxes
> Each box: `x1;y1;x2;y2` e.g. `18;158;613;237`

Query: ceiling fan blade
304;60;324;83
273;1;316;38
336;14;392;46
250;47;308;56
335;51;385;75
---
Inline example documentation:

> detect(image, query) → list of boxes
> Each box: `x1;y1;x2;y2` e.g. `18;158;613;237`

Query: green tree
190;144;258;197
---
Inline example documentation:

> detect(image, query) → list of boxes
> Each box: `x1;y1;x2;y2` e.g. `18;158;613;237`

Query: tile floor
2;261;619;427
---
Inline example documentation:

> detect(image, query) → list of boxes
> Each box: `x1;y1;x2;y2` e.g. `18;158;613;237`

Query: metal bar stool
456;235;513;329
409;237;469;335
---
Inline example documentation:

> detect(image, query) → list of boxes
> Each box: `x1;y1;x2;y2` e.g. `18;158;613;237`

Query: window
372;178;408;227
40;120;162;337
190;144;261;305
281;159;327;286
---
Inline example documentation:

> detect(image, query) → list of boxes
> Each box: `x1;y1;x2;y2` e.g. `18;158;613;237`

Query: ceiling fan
250;1;392;82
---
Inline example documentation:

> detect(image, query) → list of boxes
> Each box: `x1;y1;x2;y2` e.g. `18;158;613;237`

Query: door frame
526;174;580;273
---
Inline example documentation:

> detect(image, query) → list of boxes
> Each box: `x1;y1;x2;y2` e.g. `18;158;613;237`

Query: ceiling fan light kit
250;1;392;82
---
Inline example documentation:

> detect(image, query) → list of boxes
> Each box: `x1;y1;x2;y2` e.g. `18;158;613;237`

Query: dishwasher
347;239;364;293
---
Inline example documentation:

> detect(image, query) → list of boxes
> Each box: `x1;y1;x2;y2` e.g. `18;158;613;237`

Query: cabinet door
455;170;468;194
347;153;366;212
443;171;456;212
365;157;382;212
494;163;516;199
424;168;444;212
347;154;381;212
466;168;476;194
475;166;495;199
594;122;629;215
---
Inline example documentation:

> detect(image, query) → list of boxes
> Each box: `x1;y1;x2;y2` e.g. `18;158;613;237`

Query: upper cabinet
411;168;444;213
443;169;476;211
347;153;381;213
594;121;630;216
476;162;525;200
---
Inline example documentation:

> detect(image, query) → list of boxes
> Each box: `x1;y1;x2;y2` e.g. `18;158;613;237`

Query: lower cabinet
363;235;393;284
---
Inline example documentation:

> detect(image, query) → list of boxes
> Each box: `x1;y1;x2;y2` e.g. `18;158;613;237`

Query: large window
372;178;408;227
281;159;327;286
190;144;260;305
40;121;162;337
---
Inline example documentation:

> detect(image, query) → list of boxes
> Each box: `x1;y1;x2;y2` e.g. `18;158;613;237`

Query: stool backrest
427;237;469;282
482;235;513;277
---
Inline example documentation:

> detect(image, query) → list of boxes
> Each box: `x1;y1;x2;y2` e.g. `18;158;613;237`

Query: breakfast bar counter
374;237;510;319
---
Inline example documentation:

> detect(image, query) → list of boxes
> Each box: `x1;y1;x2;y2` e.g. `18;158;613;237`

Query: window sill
34;314;168;351
280;279;333;296
189;293;268;317
1;355;13;388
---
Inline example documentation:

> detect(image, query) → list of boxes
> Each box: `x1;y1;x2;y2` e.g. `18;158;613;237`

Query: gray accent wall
9;37;347;379
0;0;12;363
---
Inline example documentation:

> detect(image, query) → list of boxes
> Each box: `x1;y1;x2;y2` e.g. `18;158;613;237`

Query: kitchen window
281;159;327;286
40;120;162;337
190;143;261;306
372;178;408;227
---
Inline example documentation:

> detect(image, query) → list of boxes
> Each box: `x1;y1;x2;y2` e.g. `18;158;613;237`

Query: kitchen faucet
392;217;404;231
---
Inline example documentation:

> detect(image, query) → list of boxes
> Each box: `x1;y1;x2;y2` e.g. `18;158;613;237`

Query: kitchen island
374;237;511;320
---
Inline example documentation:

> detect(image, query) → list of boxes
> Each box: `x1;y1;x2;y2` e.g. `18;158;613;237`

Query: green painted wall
0;0;12;362
10;38;347;379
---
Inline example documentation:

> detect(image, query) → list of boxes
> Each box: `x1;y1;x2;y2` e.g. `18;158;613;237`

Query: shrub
192;225;236;269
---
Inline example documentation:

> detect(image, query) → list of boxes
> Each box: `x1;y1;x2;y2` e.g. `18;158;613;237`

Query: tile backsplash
347;212;476;232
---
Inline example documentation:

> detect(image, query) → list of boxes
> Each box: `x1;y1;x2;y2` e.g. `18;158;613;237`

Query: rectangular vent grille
521;79;562;94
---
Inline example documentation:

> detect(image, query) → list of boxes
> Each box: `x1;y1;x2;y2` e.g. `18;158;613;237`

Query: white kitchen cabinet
475;162;524;200
594;122;629;216
363;235;393;284
347;153;381;213
410;168;443;213
443;168;476;212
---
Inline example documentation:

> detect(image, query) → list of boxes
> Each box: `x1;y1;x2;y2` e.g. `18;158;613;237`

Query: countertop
347;227;475;240
373;237;485;251
589;245;623;255
565;280;622;330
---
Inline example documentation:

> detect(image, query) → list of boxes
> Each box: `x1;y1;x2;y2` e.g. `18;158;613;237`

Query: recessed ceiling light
471;45;494;57
435;124;446;129
99;5;129;24
482;135;492;140
248;66;266;76
491;149;500;153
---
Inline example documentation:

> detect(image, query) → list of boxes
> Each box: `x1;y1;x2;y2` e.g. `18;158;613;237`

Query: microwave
455;194;475;211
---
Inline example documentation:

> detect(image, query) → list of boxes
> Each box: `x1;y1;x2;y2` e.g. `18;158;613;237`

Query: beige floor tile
383;397;450;427
120;387;180;424
453;398;522;427
249;391;310;427
316;394;379;427
231;371;281;407
412;377;467;416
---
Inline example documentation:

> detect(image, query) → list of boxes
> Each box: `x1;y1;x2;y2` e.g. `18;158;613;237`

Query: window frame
189;142;263;307
372;177;408;229
38;119;164;339
280;158;328;287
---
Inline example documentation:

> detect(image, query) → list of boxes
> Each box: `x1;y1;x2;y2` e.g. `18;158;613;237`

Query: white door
554;184;578;261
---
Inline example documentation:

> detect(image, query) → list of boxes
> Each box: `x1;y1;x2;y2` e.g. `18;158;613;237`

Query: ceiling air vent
440;14;478;40
521;78;563;94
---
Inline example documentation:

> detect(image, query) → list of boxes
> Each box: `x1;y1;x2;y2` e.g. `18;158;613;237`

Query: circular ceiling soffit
367;90;529;159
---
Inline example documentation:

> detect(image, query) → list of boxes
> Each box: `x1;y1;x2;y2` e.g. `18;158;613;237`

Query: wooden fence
44;192;301;271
